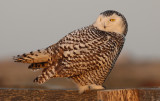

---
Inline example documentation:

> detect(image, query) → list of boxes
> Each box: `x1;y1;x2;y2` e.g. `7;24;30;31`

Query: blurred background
0;0;160;90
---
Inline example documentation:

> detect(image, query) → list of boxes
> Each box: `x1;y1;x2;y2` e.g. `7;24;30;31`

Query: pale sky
0;0;160;59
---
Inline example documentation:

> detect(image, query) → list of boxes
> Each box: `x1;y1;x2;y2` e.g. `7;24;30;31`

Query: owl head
94;10;128;36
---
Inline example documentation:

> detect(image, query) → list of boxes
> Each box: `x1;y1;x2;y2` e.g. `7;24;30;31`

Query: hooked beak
104;24;106;29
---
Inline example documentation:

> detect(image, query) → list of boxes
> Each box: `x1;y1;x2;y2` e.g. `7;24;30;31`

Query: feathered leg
71;68;106;93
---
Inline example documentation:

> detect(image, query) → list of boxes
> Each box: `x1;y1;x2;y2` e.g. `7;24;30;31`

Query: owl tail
28;62;49;71
13;49;51;63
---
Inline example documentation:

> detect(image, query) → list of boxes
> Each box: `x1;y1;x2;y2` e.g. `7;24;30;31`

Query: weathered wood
0;88;160;101
97;88;160;101
0;88;97;101
97;89;139;101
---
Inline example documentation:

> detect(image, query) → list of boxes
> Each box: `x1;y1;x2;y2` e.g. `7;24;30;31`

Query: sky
0;0;160;59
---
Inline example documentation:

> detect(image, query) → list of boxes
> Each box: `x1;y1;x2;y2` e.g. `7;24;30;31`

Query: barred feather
13;49;51;63
28;62;49;71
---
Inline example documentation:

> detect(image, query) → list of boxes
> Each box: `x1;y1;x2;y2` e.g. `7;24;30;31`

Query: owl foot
78;84;104;94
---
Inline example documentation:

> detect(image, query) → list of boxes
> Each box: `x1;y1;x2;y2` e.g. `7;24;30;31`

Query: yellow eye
110;19;116;22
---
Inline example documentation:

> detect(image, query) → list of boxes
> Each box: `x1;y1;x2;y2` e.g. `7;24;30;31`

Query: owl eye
110;19;116;22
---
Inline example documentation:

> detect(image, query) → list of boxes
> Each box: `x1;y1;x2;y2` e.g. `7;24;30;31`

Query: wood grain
0;88;160;101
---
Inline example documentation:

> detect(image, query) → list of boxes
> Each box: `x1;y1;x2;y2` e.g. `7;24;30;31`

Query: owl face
94;11;127;35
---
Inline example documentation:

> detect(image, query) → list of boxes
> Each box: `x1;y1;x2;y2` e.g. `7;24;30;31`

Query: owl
14;10;128;93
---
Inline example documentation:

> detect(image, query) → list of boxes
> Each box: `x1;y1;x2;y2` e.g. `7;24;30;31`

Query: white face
93;13;125;35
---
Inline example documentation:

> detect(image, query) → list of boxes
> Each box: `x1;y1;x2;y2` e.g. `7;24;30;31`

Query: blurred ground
0;54;160;90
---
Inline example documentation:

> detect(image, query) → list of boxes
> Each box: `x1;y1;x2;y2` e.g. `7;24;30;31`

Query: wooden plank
138;88;160;101
0;88;97;101
1;88;160;101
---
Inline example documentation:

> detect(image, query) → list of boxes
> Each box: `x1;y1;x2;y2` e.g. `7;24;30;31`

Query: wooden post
0;88;160;101
97;88;160;101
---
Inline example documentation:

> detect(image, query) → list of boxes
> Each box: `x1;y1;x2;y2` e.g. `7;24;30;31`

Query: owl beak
103;22;107;29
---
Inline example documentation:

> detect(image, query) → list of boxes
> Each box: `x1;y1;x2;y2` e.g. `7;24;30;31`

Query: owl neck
90;25;126;38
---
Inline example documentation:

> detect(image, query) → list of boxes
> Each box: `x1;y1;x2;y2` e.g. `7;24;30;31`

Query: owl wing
54;28;125;77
